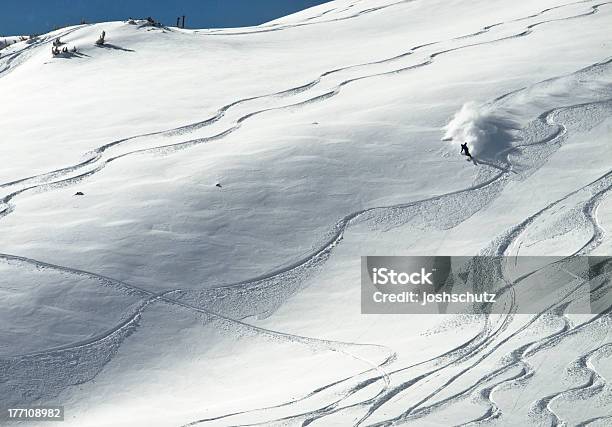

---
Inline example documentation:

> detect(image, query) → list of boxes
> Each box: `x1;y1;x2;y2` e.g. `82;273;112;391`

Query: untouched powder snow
1;0;611;426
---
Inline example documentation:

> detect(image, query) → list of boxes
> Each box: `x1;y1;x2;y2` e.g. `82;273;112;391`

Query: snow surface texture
0;37;25;51
0;0;611;426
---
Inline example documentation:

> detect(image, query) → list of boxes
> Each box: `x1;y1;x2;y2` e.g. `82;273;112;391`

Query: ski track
2;83;607;427
193;0;596;37
448;154;612;424
573;179;612;256
576;415;612;426
531;343;612;426
201;0;366;33
448;146;612;425
173;93;612;425
360;269;600;426
193;0;416;36
356;193;612;426
1;0;610;202
403;278;611;426
211;315;512;427
3;1;612;424
1;0;608;223
0;253;397;412
0;25;86;78
0;254;396;418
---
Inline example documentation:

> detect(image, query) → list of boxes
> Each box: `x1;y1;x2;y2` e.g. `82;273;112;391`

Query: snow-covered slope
1;1;611;426
0;36;24;50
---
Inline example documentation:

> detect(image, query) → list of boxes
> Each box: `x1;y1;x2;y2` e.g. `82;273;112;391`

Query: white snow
1;0;611;426
0;36;24;50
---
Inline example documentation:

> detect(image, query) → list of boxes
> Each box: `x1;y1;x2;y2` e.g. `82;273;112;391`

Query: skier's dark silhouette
460;142;472;159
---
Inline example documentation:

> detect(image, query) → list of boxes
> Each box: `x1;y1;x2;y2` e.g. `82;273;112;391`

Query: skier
460;142;472;159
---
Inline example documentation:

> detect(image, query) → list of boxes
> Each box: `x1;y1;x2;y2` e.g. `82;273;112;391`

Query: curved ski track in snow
1;0;610;205
195;0;414;36
195;0;596;37
3;75;609;427
0;252;397;412
0;25;86;77
176;98;612;426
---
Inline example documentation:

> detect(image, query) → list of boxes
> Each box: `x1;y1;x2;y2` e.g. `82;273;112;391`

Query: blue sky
0;0;332;36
